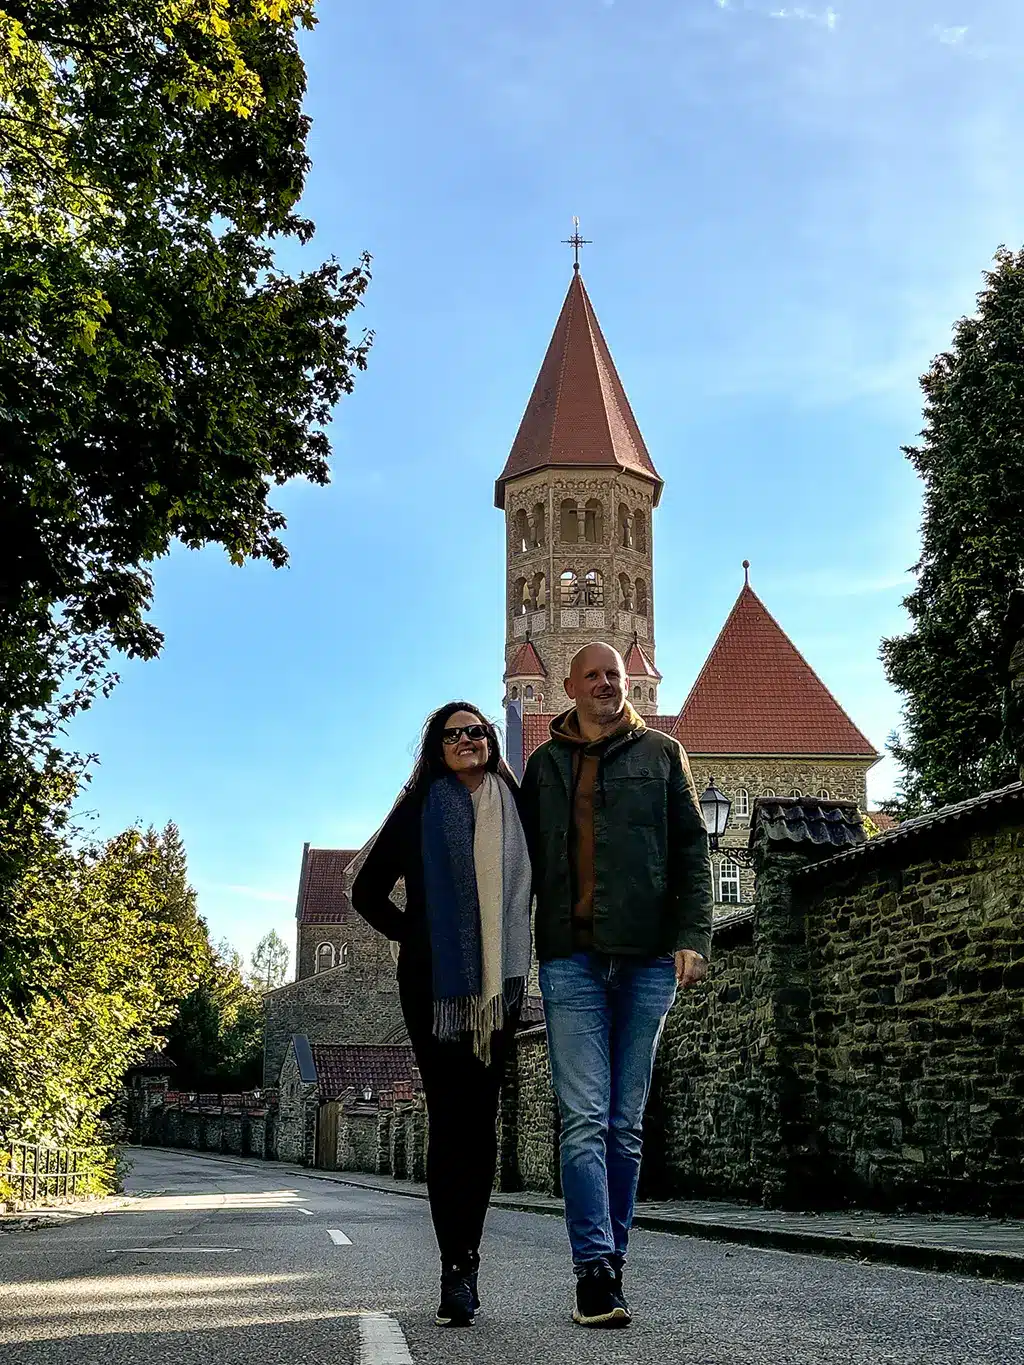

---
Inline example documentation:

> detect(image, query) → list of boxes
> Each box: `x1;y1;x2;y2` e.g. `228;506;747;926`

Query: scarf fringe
433;976;526;1066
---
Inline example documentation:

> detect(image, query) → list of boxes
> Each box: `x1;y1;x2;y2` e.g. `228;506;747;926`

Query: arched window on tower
560;570;580;607
510;685;519;700
533;502;546;547
635;510;648;554
583;569;604;606
648;686;656;702
514;507;530;553
584;499;604;544
340;943;351;967
514;577;528;616
618;573;634;612
560;500;579;543
531;572;547;610
618;503;633;548
315;943;335;973
525;685;535;700
635;577;649;615
737;788;750;818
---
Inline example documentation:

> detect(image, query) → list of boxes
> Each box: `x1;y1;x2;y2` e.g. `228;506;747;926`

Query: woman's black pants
399;973;518;1264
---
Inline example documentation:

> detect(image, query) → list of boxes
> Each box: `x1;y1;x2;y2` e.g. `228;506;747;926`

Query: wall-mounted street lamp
699;777;757;867
362;1084;374;1102
699;778;732;852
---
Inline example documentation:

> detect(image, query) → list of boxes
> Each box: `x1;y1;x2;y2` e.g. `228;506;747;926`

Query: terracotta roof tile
299;848;360;924
867;810;899;833
506;640;548;679
624;641;662;680
495;273;662;507
674;586;878;757
310;1044;420;1101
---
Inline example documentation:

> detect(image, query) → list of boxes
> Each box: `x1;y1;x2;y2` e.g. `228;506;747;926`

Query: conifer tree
882;247;1024;811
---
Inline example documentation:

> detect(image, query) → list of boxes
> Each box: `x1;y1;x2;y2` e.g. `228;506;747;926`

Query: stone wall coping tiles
791;780;1024;880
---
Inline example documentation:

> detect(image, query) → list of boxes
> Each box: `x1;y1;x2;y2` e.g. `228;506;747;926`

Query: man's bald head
565;642;628;735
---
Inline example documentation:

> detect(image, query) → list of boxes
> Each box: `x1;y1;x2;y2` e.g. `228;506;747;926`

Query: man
521;642;712;1328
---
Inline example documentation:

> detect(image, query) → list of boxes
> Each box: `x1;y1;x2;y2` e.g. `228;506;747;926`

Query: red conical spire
494;273;662;508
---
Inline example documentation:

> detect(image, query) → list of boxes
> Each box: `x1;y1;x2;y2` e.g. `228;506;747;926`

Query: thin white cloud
769;6;839;28
936;25;969;46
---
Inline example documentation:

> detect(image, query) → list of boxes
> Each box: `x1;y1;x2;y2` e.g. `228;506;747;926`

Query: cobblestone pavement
1;1148;1022;1365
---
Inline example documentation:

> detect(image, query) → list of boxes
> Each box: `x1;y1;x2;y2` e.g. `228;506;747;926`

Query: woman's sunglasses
442;724;489;746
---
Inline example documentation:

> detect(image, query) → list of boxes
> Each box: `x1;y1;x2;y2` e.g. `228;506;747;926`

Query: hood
549;700;646;749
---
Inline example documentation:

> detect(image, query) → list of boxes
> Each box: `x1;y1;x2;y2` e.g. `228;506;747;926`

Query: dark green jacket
520;711;713;961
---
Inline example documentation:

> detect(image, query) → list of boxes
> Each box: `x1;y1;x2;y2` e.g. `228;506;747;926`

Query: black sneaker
572;1259;630;1328
608;1257;631;1322
467;1249;480;1313
435;1259;476;1327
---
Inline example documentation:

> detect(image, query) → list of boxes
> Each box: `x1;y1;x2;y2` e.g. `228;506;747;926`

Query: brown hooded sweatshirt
549;701;646;950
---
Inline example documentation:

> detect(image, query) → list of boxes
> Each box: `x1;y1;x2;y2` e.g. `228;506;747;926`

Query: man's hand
674;949;708;989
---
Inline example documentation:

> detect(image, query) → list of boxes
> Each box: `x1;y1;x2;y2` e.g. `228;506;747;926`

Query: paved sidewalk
331;1168;1024;1283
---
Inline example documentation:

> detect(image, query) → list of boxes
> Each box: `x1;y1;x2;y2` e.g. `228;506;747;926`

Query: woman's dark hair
408;701;507;795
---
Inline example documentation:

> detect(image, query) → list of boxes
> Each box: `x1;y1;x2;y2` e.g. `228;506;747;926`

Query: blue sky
69;0;1024;968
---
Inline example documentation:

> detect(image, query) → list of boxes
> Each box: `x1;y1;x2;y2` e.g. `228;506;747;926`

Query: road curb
123;1150;1024;1284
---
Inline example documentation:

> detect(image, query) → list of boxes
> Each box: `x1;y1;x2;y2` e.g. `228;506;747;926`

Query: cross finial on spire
743;559;751;587
562;216;591;272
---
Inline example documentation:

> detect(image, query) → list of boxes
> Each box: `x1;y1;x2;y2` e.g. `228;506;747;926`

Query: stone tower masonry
495;267;664;716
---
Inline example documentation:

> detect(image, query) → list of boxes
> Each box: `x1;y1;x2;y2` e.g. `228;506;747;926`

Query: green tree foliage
0;1;371;970
250;927;290;991
0;822;205;1144
163;942;265;1090
881;247;1024;812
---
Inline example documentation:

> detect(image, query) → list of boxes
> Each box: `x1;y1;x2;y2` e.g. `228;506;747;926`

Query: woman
351;702;532;1328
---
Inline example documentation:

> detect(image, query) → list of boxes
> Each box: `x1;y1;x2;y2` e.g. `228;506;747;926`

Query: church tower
496;262;663;717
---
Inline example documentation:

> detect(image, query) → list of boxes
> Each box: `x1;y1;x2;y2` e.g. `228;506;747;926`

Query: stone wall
276;1049;317;1164
262;964;406;1086
509;1026;560;1195
338;1108;379;1172
648;913;760;1201
799;820;1024;1213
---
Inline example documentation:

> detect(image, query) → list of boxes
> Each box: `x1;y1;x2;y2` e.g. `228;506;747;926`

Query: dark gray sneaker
572;1260;630;1327
609;1257;632;1323
435;1259;476;1327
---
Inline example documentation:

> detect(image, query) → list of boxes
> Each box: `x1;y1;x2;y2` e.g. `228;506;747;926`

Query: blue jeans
539;951;677;1268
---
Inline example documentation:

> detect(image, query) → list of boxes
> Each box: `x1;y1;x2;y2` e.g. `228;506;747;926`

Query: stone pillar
748;797;866;1207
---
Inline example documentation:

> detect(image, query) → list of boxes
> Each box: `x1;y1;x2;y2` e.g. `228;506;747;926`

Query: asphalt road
0;1148;1021;1365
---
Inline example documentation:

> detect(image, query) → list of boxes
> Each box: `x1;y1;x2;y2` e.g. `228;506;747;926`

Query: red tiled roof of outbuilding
674;585;878;758
495;272;662;507
310;1044;419;1101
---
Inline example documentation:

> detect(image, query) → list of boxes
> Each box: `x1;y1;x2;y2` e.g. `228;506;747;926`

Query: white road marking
359;1313;414;1365
327;1228;353;1245
112;1247;241;1253
298;1208;314;1216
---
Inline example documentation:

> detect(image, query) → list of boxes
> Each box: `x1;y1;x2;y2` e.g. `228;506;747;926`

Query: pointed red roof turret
505;640;547;680
624;640;661;680
495;272;662;508
674;578;878;757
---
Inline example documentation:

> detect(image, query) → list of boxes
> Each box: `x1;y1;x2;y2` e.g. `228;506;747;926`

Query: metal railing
3;1140;106;1207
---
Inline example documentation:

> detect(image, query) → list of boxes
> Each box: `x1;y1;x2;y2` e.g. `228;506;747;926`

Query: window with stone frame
633;684;642;702
583;569;604;606
648;687;655;702
340;943;351;967
514;507;530;553
560;499;579;543
790;789;802;798
618;503;633;548
315;943;335;973
584;499;604;544
635;508;648;554
618;572;634;611
514;576;528;615
818;789;831;799
718;857;741;904
635;577;649;615
560;569;580;607
533;501;546;546
763;788;776;798
736;788;750;818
